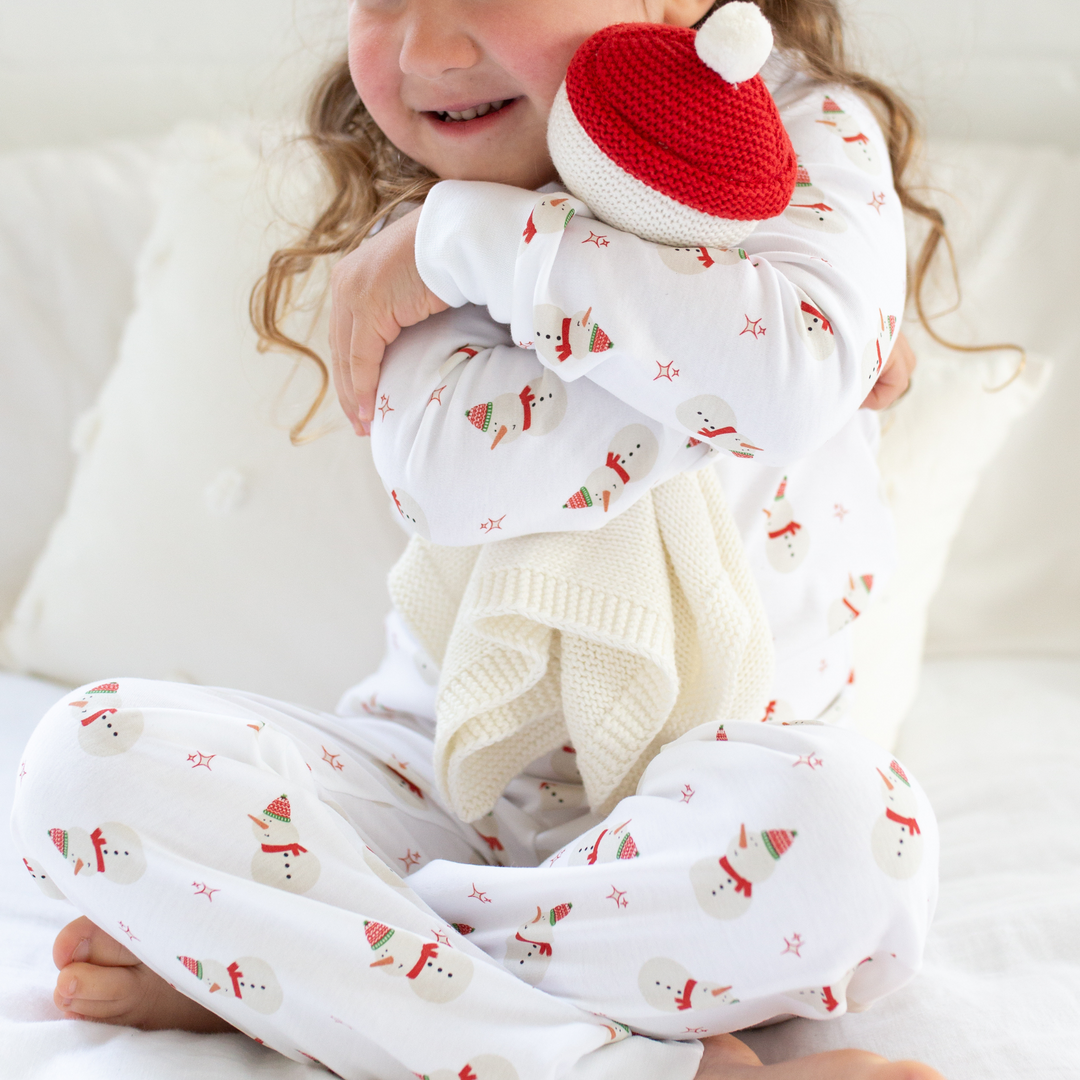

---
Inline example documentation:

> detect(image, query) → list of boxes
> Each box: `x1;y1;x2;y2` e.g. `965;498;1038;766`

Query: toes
53;916;139;971
54;961;144;1022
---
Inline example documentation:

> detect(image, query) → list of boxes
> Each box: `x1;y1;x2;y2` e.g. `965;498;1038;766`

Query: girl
16;2;942;1079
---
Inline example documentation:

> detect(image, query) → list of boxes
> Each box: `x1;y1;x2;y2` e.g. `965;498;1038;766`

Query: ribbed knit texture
556;21;796;227
389;469;774;822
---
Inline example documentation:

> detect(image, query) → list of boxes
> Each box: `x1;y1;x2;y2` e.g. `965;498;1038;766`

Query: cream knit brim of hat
547;82;760;249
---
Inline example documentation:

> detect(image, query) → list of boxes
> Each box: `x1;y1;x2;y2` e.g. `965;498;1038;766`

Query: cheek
347;20;405;135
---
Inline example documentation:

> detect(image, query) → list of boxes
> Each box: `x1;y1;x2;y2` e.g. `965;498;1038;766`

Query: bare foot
53;916;235;1033
695;1032;947;1080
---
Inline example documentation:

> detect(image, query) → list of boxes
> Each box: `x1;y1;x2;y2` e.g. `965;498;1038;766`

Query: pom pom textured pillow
0;126;406;711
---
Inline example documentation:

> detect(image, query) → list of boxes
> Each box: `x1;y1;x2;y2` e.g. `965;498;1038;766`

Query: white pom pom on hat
696;1;776;84
547;1;796;248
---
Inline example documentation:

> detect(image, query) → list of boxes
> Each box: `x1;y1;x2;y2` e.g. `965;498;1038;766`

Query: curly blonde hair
252;0;1018;443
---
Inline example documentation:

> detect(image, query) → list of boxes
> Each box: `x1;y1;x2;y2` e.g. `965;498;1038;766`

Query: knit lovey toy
547;1;797;247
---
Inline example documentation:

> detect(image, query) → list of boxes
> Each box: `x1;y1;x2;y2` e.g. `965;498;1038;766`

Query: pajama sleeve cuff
415;179;537;322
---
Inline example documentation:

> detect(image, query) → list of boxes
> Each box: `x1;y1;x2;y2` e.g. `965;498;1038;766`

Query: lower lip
423;97;520;136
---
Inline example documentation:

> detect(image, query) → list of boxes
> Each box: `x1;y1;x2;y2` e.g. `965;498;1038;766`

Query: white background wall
1;1;1079;153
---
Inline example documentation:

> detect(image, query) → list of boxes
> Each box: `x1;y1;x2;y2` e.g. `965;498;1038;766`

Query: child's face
348;0;714;189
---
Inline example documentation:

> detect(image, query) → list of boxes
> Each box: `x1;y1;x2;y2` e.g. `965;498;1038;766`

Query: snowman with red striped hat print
817;95;881;174
863;308;898;388
827;573;873;633
638;957;736;1013
784;160;848;233
763;476;810;573
794;286;837;361
69;682;144;756
690;823;797;920
465;368;567;450
249;794;321;895
871;760;924;879
177;954;283;1014
533;303;613;368
565;818;640;866
47;821;145;884
503;903;572;986
563;424;658;512
366;920;474;1002
675;395;762;459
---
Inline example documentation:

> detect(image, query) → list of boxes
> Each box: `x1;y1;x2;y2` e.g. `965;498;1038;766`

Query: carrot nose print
582;306;592;325
739;823;748;848
550;197;567;206
248;815;269;829
209;982;221;993
490;425;508;449
370;956;395;967
73;858;84;875
877;768;894;791
602;489;611;512
70;700;88;708
712;985;733;996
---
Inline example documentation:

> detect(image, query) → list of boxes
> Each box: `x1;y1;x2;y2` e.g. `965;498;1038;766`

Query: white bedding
2;660;1077;1079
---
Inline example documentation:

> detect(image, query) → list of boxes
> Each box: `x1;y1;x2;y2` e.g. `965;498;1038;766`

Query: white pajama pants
12;671;937;1080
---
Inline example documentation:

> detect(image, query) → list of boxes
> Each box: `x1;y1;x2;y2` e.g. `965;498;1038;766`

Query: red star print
191;881;219;902
793;754;824;770
868;191;886;214
582;231;610;247
377;394;394;420
781;933;805;957
606;886;629;909
469;883;492;903
834;503;850;522
818;659;829;673
517;339;535;349
18;762;26;781
427;385;447;406
187;751;215;770
740;315;766;338
330;1015;354;1029
685;1027;709;1034
431;930;451;946
480;515;506;532
117;921;139;941
680;784;695;803
654;361;680;381
321;746;344;771
399;849;422;871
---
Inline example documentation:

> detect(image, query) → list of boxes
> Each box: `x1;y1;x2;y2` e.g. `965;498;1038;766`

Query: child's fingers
349;317;402;429
329;306;363;434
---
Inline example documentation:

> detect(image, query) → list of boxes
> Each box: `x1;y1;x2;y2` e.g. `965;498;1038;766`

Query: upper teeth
438;100;507;121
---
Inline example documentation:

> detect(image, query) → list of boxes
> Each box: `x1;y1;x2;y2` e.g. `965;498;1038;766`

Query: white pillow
916;141;1080;656
846;332;1050;749
0;141;156;621
0;125;406;711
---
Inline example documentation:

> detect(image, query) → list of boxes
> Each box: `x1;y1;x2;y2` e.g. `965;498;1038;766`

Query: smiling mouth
432;99;514;122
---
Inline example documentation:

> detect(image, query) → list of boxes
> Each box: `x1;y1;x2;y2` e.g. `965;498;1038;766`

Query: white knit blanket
389;467;774;822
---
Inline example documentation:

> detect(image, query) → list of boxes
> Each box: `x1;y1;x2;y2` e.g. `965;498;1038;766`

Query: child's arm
368;304;711;546
413;86;906;466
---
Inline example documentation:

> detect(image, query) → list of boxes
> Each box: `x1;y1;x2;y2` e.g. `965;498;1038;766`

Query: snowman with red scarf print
177;954;283;1014
48;821;145;884
675;395;762;459
564;818;640;866
366;920;474;1003
827;572;873;634
69;682;144;756
249;794;321;894
465;368;567;450
532;303;614;369
788;969;855;1017
689;823;797;920
522;193;576;245
563;424;658;512
794;286;837;361
871;760;924;879
763;476;809;573
503;903;573;985
423;1054;521;1080
816;95;882;174
637;957;736;1013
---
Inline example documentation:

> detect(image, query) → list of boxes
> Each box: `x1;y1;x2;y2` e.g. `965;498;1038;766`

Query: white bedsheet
2;660;1077;1079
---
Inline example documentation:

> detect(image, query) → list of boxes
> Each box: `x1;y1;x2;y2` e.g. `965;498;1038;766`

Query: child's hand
330;207;448;435
862;330;916;411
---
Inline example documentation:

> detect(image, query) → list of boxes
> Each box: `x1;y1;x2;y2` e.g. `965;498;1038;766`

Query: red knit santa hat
262;794;291;823
548;902;573;925
548;2;796;248
761;828;797;859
